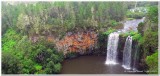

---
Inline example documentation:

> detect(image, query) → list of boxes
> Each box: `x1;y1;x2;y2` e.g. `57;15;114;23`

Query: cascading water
133;45;139;70
122;36;132;69
133;49;138;70
105;32;119;65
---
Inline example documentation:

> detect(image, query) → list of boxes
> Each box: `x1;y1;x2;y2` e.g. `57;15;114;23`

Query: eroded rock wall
56;31;98;55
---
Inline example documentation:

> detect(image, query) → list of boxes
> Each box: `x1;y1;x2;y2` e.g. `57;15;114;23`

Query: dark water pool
60;55;146;74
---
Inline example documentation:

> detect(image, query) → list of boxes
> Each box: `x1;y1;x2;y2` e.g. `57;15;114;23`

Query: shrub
138;22;145;34
33;41;64;74
130;32;142;41
2;29;21;52
65;52;79;59
2;52;21;74
119;31;142;41
53;63;62;73
108;20;118;26
103;28;116;36
126;11;145;19
145;51;158;74
34;64;42;71
127;18;135;20
147;6;158;23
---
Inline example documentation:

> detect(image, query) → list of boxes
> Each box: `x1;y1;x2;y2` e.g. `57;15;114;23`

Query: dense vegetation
142;6;158;74
121;5;158;74
2;1;158;74
2;29;64;74
2;2;129;36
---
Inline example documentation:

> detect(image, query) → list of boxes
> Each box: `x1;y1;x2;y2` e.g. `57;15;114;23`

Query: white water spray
122;36;132;69
105;32;119;65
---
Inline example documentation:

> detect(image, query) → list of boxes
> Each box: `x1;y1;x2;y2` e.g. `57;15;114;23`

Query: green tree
145;51;158;74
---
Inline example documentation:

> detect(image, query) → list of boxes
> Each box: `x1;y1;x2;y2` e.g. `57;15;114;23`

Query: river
61;55;146;74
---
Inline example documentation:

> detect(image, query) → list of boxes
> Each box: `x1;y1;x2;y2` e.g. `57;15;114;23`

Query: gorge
2;2;158;74
61;17;146;74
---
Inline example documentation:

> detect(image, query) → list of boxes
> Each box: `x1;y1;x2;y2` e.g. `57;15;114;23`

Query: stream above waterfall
122;17;145;32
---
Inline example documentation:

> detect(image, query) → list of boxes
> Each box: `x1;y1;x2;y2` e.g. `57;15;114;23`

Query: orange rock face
56;31;98;54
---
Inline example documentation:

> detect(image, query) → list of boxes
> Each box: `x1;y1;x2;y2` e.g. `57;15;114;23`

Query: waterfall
133;48;138;70
133;45;139;70
105;32;119;65
122;36;132;69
